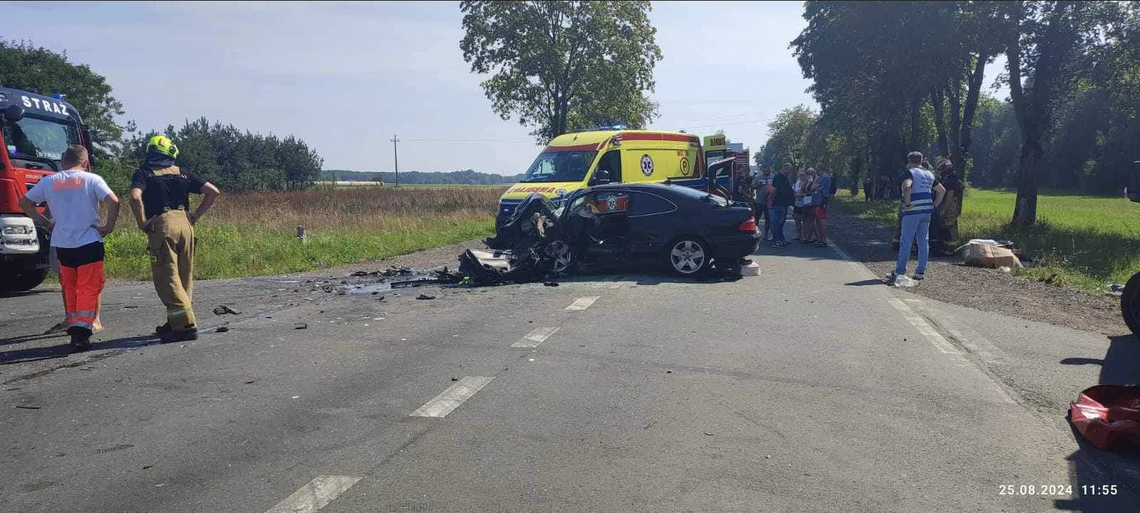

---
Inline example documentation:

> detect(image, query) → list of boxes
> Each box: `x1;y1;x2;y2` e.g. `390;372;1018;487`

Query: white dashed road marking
887;298;962;355
512;327;560;348
566;296;599;311
265;475;361;513
829;242;881;281
410;376;495;418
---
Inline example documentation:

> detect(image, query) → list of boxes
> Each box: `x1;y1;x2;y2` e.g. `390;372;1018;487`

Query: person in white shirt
18;145;119;350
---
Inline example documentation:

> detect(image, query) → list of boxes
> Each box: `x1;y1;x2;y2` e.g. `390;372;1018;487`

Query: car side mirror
594;169;611;185
3;104;25;122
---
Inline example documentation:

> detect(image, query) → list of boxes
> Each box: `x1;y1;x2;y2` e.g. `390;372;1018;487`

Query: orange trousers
57;257;105;331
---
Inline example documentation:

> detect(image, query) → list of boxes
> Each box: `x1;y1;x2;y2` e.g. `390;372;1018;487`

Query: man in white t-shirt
18;145;120;350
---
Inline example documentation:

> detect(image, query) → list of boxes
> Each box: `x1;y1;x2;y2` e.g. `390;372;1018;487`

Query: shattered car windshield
520;151;597;183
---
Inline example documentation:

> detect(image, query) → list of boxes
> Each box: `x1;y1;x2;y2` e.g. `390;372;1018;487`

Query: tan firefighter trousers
147;209;197;330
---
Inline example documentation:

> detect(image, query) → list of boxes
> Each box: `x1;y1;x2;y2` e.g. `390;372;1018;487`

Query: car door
627;190;679;254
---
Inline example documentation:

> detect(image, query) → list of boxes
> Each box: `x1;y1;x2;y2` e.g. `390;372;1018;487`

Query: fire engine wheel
1122;271;1140;338
546;240;574;274
666;237;709;276
0;269;48;294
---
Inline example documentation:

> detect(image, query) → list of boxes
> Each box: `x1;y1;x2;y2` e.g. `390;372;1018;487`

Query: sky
2;1;1010;176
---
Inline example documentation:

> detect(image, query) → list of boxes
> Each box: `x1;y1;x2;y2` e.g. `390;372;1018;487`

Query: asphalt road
2;238;1139;513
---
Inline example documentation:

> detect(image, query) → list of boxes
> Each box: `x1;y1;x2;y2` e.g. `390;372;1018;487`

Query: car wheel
666;237;709;276
1122;271;1140;338
546;240;574;274
0;268;48;294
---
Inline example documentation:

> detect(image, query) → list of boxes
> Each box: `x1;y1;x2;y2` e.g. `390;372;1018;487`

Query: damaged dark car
461;159;760;285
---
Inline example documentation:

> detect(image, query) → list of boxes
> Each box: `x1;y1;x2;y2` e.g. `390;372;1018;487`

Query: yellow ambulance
497;129;714;226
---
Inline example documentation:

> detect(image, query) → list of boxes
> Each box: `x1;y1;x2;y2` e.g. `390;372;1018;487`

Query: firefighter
128;136;221;343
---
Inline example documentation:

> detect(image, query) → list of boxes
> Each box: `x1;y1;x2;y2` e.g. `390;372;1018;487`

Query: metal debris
213;305;241;316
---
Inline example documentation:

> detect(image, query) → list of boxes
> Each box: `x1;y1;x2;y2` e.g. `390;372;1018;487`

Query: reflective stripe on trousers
147;210;197;330
59;261;105;331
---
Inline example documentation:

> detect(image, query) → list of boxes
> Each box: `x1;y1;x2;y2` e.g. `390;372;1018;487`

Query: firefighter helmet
146;135;179;159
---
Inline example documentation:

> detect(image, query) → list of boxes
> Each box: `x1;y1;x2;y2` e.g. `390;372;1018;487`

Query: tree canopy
1;39;325;194
782;1;1138;223
460;0;662;143
0;39;125;157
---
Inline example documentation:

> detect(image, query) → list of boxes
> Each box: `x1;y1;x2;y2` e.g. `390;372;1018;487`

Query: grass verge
832;188;1140;292
100;186;506;281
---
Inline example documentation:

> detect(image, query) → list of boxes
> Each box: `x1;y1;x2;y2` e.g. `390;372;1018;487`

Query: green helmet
146;135;179;159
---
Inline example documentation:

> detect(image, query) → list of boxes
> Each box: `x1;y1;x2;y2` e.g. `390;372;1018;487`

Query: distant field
102;186;507;280
833;189;1140;291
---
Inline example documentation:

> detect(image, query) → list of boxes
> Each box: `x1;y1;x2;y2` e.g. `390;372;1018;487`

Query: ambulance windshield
520;150;598;183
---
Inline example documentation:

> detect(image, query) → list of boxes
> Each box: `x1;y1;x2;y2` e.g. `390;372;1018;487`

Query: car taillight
738;218;757;232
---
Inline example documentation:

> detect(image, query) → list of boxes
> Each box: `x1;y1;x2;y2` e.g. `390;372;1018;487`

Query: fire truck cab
0;86;95;292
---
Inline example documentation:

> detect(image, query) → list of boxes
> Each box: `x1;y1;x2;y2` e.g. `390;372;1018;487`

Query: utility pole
390;135;400;187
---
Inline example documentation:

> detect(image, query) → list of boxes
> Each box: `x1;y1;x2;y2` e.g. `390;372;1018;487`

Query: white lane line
828;242;881;281
410;376;495;418
887;298;962;355
265;475;361;513
512;326;560;348
566;296;599;311
909;303;1008;364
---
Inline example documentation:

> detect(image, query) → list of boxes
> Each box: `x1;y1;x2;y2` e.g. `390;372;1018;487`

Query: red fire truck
0;86;97;292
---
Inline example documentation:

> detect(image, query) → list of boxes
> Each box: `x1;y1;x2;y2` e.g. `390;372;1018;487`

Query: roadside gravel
827;213;1127;336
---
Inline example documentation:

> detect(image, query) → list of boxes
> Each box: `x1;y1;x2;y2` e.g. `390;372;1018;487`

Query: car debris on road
213;305;241;316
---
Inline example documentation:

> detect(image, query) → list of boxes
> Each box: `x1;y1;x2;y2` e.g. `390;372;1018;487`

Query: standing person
800;168;818;243
128;136;221;343
888;152;946;284
768;163;795;247
934;157;964;253
752;165;775;240
863;176;873;202
792;170;807;242
17;145;119;350
809;163;833;247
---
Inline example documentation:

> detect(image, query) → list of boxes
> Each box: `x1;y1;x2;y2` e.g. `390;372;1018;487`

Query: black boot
66;326;93;351
160;325;198;344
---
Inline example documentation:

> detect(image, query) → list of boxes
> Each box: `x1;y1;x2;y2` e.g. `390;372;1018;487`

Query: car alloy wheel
1123;271;1140;337
669;239;707;275
546;240;574;274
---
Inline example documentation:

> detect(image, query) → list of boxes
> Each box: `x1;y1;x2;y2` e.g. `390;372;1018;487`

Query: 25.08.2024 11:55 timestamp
998;484;1118;496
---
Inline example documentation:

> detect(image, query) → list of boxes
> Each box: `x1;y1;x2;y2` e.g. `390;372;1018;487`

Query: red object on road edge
1068;384;1140;450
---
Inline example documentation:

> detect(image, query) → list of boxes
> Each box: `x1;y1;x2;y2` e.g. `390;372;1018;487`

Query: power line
678;117;777;131
390;135;399;187
400;137;536;142
666;109;779;126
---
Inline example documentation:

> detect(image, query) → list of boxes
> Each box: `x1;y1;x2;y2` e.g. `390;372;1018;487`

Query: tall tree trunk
956;54;988;180
1013;131;1043;228
931;87;949;158
948;84;962;168
908;98;920;151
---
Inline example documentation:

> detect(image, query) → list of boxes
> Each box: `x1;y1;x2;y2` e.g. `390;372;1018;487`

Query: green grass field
832;188;1140;291
98;186;506;281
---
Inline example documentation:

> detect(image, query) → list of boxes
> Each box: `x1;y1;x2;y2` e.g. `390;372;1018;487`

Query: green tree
1004;0;1127;226
761;105;817;167
460;0;662;143
0;39;125;156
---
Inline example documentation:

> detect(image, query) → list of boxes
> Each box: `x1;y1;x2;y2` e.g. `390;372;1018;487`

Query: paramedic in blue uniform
888;152;945;284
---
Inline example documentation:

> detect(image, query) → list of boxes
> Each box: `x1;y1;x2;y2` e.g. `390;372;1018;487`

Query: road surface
2;239;1138;512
